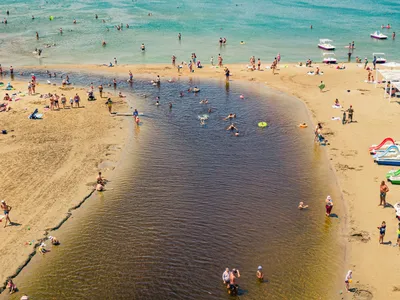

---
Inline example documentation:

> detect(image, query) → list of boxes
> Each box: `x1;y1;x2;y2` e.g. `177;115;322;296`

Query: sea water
0;0;399;66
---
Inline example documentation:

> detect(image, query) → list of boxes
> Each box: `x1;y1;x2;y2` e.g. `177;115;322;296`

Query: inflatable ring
298;123;308;128
258;122;268;128
192;88;200;93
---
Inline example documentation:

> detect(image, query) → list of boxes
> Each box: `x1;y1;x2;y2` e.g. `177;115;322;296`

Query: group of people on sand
377;181;400;248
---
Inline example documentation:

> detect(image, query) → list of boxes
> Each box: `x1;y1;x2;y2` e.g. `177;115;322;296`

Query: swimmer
199;99;208;104
235;131;240;137
135;116;140;125
227;124;237;131
298;202;309;209
48;236;60;245
169;102;172;109
32;15;35;20
59;28;63;34
156;100;160;106
102;40;107;46
178;32;181;40
73;19;76;24
141;43;145;51
224;113;236;120
95;14;98;19
38;243;49;254
126;24;129;28
208;108;212;113
96;183;104;191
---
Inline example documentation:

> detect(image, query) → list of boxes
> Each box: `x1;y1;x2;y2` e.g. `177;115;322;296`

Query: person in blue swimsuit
377;221;386;244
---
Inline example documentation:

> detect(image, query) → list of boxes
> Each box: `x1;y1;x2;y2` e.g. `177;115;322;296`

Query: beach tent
378;69;400;101
375;61;400;88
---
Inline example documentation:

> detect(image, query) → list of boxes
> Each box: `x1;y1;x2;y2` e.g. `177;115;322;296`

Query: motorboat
318;39;335;50
373;52;386;64
322;53;337;64
370;31;387;39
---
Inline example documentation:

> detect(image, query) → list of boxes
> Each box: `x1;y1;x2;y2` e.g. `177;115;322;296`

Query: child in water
298;202;309;209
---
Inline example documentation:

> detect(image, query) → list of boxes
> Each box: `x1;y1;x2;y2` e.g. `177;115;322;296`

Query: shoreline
2;61;400;298
0;79;130;294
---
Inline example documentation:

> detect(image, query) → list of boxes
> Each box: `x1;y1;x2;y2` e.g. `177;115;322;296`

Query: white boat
318;39;335;50
372;52;386;64
370;31;387;39
323;53;337;64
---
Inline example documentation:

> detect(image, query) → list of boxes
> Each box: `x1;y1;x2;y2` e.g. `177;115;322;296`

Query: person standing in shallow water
325;195;333;216
379;181;389;207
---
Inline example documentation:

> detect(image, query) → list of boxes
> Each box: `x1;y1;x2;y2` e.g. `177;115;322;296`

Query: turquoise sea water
0;0;399;66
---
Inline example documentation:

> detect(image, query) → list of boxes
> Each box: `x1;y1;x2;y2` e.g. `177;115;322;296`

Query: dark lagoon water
5;72;345;299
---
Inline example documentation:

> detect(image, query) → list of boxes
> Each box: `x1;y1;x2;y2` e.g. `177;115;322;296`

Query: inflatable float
388;176;400;184
192;87;200;93
298;123;308;128
258;122;268;128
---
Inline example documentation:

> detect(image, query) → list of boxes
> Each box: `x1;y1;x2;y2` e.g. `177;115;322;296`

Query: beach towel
331;117;341;121
29;109;42;119
332;105;342;109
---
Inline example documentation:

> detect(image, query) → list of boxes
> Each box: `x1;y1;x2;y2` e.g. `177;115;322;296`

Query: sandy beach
0;79;129;292
17;61;400;298
0;60;400;298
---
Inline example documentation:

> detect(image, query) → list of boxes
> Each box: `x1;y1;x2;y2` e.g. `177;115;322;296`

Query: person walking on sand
342;110;347;125
74;93;80;107
364;58;368;69
318;81;325;92
325;195;333;216
397;223;400;247
377;221;386;244
1;200;12;227
347;105;354;122
98;84;103;98
210;56;214;66
345;270;352;292
379;181;389;207
257;58;261;70
106;98;113;113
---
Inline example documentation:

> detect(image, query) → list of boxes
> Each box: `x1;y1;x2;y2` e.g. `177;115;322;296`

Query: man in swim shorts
379;181;389;206
1;200;12;227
